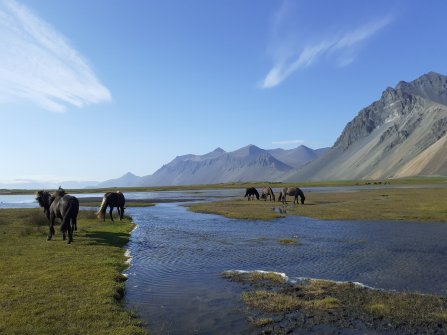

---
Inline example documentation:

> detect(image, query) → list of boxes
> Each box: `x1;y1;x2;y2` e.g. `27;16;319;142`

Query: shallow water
124;201;447;334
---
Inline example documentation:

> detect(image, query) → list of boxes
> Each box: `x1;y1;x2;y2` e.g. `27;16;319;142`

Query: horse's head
36;191;51;219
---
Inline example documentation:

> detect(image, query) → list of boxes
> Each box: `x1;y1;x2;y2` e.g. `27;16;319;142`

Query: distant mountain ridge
284;71;447;181
96;145;328;187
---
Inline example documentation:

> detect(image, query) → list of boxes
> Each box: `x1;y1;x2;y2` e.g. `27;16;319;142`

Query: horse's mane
97;193;109;218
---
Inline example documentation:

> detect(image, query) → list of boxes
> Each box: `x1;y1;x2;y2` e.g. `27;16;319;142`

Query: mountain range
95;145;329;187
96;71;447;187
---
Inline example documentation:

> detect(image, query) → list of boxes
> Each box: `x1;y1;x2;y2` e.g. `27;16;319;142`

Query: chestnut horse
97;191;126;221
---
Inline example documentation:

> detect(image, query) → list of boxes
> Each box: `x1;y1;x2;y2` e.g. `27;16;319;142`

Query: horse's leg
48;215;55;240
119;207;124;220
67;220;73;244
72;215;77;233
117;207;121;220
109;206;114;221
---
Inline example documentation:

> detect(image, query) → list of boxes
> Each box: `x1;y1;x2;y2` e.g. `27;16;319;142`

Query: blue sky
1;0;447;185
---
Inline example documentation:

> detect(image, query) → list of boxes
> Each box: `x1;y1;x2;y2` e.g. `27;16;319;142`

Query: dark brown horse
244;187;259;200
97;191;126;221
260;186;276;201
35;187;79;244
278;187;305;204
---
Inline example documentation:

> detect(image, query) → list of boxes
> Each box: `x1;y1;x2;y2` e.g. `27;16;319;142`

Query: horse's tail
97;195;108;219
61;197;79;233
255;189;260;200
271;188;276;202
278;192;282;202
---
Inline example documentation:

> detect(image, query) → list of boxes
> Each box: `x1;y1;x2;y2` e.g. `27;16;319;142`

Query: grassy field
0;208;148;335
187;187;447;222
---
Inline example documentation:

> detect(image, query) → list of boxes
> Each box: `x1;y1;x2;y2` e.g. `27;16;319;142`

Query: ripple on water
124;204;447;335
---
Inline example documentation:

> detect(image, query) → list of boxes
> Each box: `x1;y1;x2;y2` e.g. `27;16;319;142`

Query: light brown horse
278;187;305;204
260;186;275;201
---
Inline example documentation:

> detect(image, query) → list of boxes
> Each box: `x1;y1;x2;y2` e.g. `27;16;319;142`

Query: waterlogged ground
124;201;447;335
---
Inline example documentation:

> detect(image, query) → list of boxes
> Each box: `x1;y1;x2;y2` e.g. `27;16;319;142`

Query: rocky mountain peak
334;72;447;151
395;71;447;106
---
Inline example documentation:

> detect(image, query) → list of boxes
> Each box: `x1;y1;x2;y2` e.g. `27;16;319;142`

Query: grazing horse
97;191;126;221
278;187;305;204
244;187;259;200
35;187;79;244
260;186;276;201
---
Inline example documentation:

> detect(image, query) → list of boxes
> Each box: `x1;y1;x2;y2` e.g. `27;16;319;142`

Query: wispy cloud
261;4;393;89
0;0;111;112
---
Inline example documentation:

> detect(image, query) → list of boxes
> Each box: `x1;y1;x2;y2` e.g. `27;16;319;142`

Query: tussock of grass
222;270;287;284
0;208;147;335
242;291;302;312
311;297;341;310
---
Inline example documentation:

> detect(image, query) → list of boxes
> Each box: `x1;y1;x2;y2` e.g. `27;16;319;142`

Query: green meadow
0;208;147;335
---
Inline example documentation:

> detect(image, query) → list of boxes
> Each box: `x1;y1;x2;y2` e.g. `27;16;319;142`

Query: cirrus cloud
0;0;111;112
261;1;394;89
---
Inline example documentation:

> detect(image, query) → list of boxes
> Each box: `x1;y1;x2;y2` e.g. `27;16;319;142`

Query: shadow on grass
86;231;130;248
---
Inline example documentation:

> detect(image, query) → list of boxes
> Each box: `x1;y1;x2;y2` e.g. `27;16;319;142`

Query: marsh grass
278;238;299;245
242;291;302;312
187;199;284;220
0;208;147;335
187;187;447;222
231;277;447;332
222;271;287;284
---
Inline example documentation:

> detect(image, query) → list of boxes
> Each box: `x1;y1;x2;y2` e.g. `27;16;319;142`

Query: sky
1;0;447;186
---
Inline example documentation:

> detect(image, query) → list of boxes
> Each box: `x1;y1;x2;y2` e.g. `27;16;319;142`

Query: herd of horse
35;185;304;244
245;186;305;204
35;187;126;244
